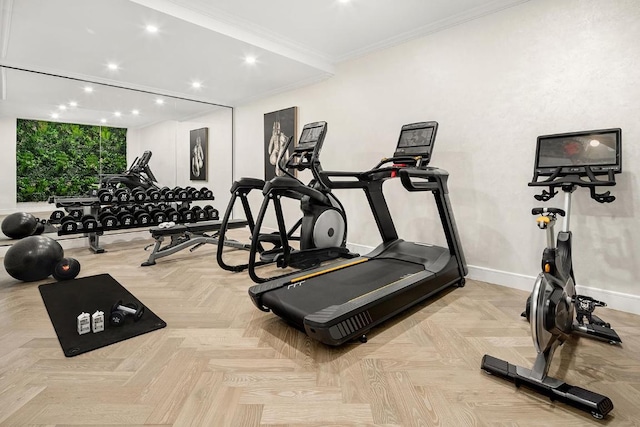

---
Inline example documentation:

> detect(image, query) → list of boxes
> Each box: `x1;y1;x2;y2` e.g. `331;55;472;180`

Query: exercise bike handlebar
531;207;565;216
528;168;617;203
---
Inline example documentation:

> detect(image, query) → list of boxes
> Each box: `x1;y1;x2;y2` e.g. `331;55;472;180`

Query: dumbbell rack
49;190;216;253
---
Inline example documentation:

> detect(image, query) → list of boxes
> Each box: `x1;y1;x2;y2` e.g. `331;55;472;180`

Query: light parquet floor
0;229;639;426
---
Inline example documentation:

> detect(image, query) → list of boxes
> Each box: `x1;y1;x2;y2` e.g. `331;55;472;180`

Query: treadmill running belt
262;258;424;326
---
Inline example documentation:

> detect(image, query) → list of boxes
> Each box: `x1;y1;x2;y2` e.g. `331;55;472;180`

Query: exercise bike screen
398;127;434;148
536;131;618;168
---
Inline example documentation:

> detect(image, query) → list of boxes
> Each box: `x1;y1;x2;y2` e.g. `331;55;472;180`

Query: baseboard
467;265;640;316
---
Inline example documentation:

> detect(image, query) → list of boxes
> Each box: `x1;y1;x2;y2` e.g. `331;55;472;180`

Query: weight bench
141;219;249;266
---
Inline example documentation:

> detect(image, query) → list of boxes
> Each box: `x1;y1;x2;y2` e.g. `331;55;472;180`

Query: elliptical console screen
394;121;438;160
534;128;621;175
297;122;326;151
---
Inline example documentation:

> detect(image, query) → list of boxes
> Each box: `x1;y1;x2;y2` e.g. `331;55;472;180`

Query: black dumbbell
146;187;161;201
164;208;180;223
109;301;145;327
98;188;113;203
160;187;175;202
173;187;189;201
98;211;118;229
114;188;131;203
60;216;78;233
117;210;135;227
87;188;99;197
133;207;151;226
68;209;83;220
81;215;98;231
185;186;201;200
50;210;65;222
131;187;147;203
191;206;207;221
148;209;166;225
178;207;195;222
200;187;214;199
203;205;219;220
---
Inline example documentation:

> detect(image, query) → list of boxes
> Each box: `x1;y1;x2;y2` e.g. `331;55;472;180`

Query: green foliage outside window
16;119;127;202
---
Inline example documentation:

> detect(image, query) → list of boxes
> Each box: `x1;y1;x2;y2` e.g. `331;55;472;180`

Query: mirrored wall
0;66;234;212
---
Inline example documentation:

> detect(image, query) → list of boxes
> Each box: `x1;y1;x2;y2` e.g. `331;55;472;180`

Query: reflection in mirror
0;66;233;215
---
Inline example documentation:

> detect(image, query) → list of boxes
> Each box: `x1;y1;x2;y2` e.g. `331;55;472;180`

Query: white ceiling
0;0;528;128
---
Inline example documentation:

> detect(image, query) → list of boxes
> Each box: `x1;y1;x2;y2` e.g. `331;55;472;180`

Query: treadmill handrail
398;168;449;193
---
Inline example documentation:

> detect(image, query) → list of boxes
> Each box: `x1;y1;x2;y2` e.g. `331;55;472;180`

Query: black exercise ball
4;235;64;282
52;257;81;281
1;212;38;239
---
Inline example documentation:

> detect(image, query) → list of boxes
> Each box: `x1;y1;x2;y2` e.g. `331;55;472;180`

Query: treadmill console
393;121;438;164
533;128;621;177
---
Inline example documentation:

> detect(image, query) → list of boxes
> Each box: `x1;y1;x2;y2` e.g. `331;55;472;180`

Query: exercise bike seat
231;177;265;192
263;176;331;205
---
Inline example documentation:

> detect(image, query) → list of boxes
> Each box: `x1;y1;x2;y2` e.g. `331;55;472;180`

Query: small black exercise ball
4;235;64;282
52;257;81;281
1;212;38;239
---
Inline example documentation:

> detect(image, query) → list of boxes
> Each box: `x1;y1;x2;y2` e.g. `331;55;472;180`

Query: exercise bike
217;121;357;282
481;128;622;420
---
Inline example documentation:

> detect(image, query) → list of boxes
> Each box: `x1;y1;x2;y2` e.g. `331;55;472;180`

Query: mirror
0;66;233;214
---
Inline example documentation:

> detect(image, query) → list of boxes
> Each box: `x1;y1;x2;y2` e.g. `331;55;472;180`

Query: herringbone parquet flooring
0;230;639;426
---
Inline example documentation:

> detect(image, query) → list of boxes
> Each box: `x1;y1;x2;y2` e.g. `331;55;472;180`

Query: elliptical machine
217;121;357;282
481;128;623;419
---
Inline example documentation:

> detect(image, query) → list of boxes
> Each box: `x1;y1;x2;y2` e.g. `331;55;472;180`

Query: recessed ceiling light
132;109;140;115
245;56;256;64
114;111;121;117
107;63;119;71
156;98;164;105
69;101;78;107
338;0;350;3
51;113;59;119
84;86;94;93
146;24;158;33
59;105;67;110
100;118;107;124
191;81;202;89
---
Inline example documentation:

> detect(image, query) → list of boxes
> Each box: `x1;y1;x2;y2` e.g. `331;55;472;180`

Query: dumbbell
185;186;201;200
146;187;161;202
160;187;175;202
109;300;145;327
203;205;219;220
50;210;65;222
114;188;131;203
97;188;113;203
81;215;98;231
178;207;195;223
132;207;151;226
68;209;83;220
164;208;180;223
190;206;207;221
148;208;166;225
131;187;147;203
200;187;214;199
173;187;189;201
59;216;78;233
98;211;118;229
117;210;135;227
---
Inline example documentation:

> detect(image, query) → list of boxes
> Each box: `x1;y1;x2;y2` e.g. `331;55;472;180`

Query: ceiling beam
129;0;335;75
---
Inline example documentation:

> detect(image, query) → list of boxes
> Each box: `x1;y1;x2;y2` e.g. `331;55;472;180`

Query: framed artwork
264;106;297;181
190;127;208;181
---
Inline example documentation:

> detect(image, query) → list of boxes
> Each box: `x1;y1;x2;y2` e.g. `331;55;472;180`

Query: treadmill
248;121;468;345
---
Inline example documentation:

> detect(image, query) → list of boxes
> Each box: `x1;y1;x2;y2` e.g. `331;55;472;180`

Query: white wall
0;117;17;213
127;107;234;211
233;0;640;312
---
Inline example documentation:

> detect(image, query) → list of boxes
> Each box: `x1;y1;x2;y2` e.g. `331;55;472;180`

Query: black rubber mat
39;273;166;357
